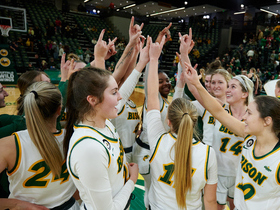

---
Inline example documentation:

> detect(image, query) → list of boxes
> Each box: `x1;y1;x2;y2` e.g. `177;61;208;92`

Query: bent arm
70;140;134;210
185;63;246;138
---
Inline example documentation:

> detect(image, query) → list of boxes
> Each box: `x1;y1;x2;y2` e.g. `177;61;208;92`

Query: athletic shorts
216;175;235;205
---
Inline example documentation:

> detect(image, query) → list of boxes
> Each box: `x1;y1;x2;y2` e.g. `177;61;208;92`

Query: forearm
94;57;105;69
116;69;142;111
119;48;138;88
147;59;160;111
195;83;245;137
113;43;135;84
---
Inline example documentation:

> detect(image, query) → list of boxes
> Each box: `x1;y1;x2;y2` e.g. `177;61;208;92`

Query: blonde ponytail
168;98;199;209
24;81;63;177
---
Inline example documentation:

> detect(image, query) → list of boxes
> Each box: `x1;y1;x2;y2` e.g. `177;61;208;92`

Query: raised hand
129;16;144;46
149;35;165;61
60;53;76;81
94;29;110;60
179;28;193;55
138;36;150;64
184;62;201;86
155;22;172;44
105;37;117;60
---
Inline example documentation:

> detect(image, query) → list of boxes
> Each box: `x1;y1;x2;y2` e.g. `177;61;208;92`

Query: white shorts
216;175;235;205
132;140;150;174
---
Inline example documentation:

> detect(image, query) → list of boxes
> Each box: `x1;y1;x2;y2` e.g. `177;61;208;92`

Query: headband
233;76;248;92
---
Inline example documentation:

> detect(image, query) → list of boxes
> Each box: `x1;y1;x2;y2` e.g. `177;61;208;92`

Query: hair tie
182;112;188;117
30;90;38;99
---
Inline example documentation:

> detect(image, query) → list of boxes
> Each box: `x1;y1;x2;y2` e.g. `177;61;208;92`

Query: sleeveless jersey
212;104;244;176
141;96;170;144
192;101;215;146
67;120;130;208
133;96;170;174
111;99;140;162
8;129;76;208
234;135;280;210
149;133;216;209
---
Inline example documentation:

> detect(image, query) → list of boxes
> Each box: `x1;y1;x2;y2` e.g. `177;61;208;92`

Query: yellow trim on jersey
192;140;200;146
149;133;166;163
53;129;63;136
204;146;210;181
252;140;280;160
169;132;177;141
7;133;22;175
201;109;207;120
68;136;112;180
74;124;118;143
276;162;280;185
118;105;125;116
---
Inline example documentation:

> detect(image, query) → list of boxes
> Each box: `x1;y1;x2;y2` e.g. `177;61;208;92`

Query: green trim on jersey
149;133;166;163
201;109;207;120
205;145;210;181
85;63;91;68
74;124;118;142
252;140;280;160
118;105;125;116
276;162;280;185
8;134;21;175
68;136;111;180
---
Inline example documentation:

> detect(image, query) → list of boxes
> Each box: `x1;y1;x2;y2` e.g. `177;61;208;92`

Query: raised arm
147;36;166;112
113;17;144;85
184;62;246;138
94;29;112;69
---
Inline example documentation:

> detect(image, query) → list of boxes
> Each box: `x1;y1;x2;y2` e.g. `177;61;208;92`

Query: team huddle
1;17;280;210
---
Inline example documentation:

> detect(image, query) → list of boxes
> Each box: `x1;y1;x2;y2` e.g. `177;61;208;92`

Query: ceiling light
123;4;136;9
116;9;120;11
150;7;185;16
234;11;245;15
184;1;188;5
260;8;277;15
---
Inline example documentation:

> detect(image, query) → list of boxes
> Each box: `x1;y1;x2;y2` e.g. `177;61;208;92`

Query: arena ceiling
86;0;280;20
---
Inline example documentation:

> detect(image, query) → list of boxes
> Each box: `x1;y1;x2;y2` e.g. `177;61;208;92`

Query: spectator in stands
9;41;18;51
34;54;42;70
247;48;254;57
76;46;84;60
0;83;9;108
27;62;35;71
59;45;64;60
193;48;200;59
260;36;267;49
48;57;57;69
36;40;45;57
270;50;276;63
266;34;273;48
257;29;264;46
91;26;97;32
92;37;97;46
25;38;31;49
45;40;52;54
84;47;92;63
16;37;23;46
52;42;59;60
42;60;48;71
55;17;62;34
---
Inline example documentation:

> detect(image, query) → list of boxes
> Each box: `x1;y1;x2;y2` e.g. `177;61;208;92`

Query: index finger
166;22;172;30
98;29;105;42
189;28;192;40
140;22;144;30
130;16;134;30
61;53;66;67
112;37;117;43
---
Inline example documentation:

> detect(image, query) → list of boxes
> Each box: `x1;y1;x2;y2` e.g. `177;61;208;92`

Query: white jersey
192;101;215;146
8;129;76;208
147;110;217;210
67;120;134;210
212;104;244;176
133;96;169;174
234;135;280;210
111;99;140;163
